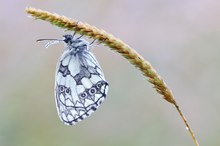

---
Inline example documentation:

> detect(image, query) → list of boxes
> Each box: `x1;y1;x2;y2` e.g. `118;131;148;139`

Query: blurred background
0;0;220;146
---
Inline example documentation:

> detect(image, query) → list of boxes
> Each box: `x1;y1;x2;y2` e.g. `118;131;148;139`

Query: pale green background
0;0;220;146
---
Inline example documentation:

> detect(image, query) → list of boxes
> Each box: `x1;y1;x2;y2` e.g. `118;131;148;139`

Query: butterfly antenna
37;39;60;42
36;38;63;48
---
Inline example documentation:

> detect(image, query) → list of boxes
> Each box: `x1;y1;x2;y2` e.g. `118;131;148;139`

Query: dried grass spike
25;7;199;146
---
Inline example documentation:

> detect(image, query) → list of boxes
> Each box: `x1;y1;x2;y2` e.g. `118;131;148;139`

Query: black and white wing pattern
55;35;108;125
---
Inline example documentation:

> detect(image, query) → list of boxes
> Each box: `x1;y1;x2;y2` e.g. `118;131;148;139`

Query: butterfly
37;34;109;125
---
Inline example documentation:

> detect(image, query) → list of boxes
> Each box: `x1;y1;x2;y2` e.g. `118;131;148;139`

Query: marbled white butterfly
38;34;109;125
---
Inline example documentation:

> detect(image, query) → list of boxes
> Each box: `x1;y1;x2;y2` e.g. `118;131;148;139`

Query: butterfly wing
55;49;108;125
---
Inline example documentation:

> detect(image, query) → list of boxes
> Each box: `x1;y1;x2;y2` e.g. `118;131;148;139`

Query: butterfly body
54;35;108;125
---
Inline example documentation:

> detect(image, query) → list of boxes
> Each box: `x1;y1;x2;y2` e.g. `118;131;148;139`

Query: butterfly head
63;34;89;52
63;34;73;44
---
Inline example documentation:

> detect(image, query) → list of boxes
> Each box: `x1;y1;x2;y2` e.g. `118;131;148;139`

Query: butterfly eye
80;92;87;99
89;87;96;95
